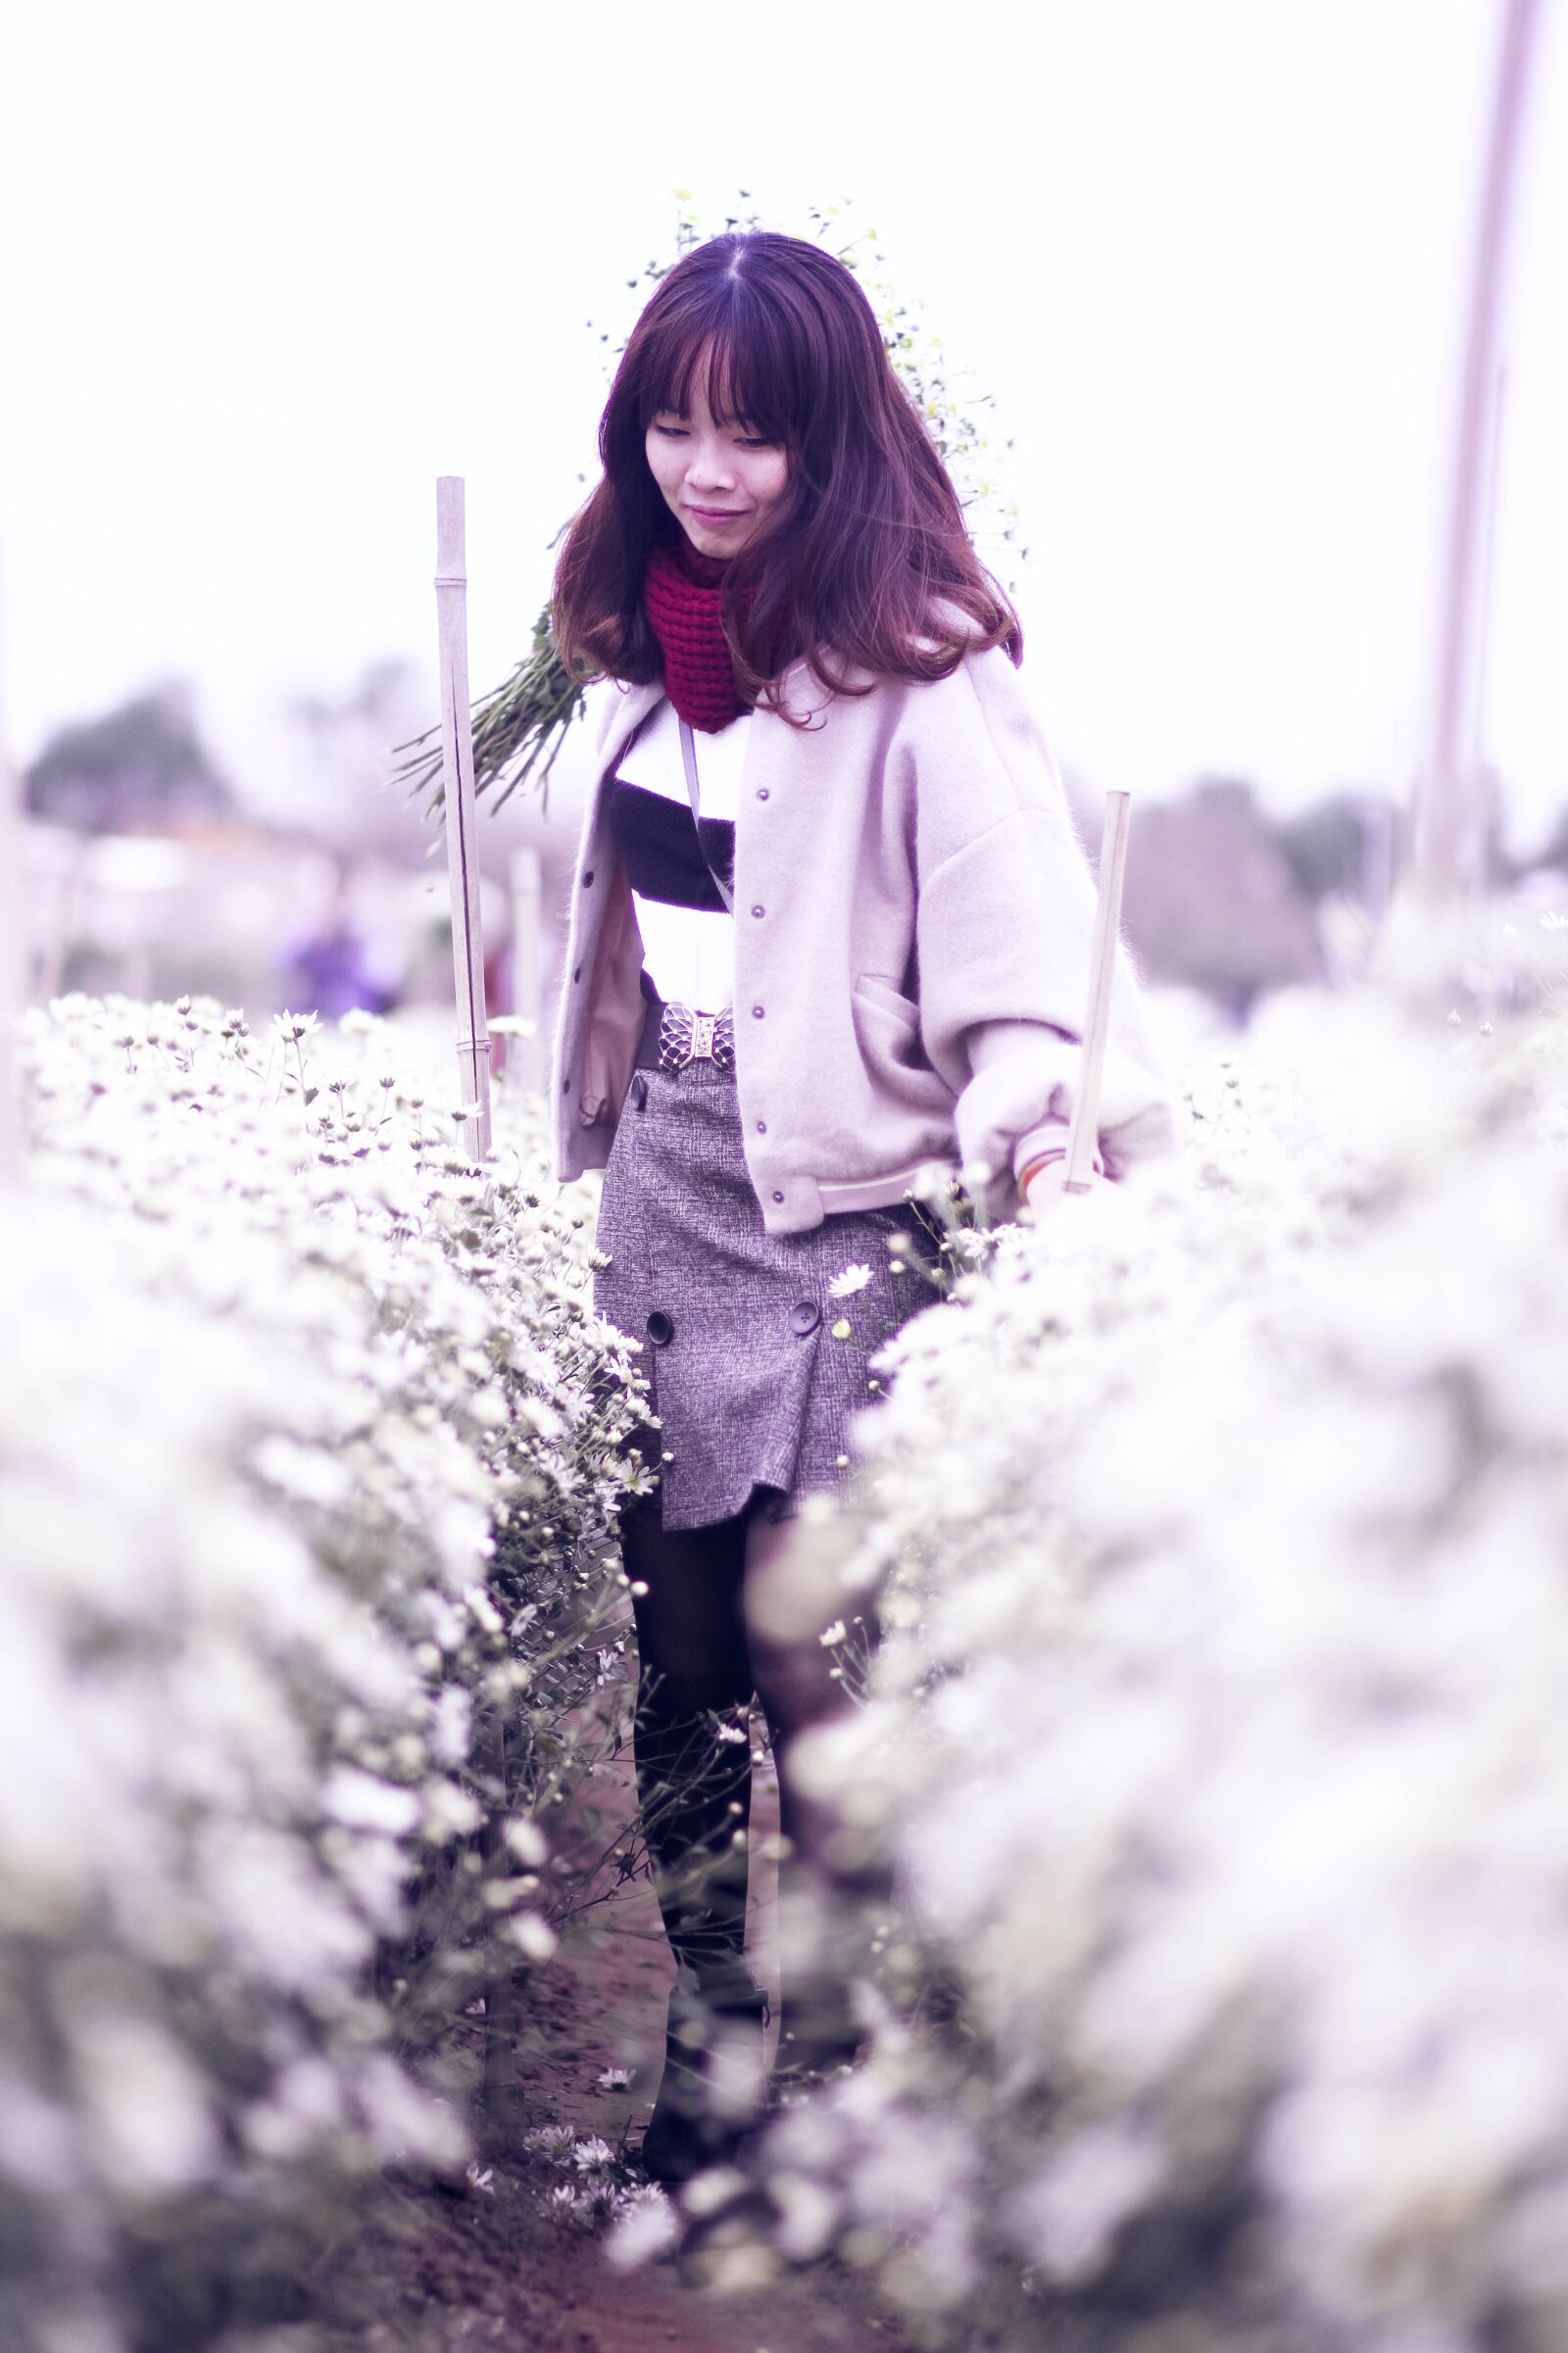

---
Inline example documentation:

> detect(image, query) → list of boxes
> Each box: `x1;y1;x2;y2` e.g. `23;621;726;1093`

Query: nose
686;437;737;494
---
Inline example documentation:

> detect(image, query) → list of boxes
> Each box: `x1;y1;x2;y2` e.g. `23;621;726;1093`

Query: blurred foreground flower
1;991;649;2348
726;985;1568;2352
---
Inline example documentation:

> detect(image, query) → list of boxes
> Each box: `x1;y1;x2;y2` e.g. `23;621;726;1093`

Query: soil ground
309;1746;916;2353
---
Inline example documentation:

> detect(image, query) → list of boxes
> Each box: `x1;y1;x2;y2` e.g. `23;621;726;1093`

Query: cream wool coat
550;632;1178;1236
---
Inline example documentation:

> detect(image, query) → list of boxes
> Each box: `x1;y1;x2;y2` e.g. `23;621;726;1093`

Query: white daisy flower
827;1262;873;1298
819;1620;848;1647
606;2183;678;2269
597;2067;633;2090
571;2135;615;2170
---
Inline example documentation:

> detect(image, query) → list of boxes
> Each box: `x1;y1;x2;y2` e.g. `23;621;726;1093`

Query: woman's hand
1020;1154;1107;1215
1013;1123;1107;1215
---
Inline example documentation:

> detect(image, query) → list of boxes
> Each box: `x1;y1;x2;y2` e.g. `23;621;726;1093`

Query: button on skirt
590;1001;944;1532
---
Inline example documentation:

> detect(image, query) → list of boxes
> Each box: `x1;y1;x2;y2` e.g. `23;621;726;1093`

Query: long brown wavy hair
551;231;1022;722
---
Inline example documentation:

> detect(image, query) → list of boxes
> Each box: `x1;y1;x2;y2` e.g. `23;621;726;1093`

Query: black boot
769;2002;863;2101
631;1701;769;2182
638;1956;771;2186
759;1813;872;2106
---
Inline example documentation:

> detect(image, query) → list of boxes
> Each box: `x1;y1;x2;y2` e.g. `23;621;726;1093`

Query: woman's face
645;372;790;559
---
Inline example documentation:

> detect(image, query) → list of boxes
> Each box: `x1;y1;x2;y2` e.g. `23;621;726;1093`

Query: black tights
621;1485;858;2049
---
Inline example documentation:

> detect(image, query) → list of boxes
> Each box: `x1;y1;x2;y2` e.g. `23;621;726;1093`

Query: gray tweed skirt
591;993;944;1532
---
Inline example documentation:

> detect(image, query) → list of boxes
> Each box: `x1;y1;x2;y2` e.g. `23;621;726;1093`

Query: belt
633;994;737;1074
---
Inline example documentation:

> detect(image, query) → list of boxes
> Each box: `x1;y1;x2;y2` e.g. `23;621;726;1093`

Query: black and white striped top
605;698;751;1011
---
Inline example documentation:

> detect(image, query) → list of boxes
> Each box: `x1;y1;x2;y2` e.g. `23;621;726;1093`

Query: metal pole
0;551;24;1188
435;476;493;1160
0;736;23;1188
1468;359;1508;799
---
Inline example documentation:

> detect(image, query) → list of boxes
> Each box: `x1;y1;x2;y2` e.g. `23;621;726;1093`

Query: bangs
633;306;799;446
558;230;1022;699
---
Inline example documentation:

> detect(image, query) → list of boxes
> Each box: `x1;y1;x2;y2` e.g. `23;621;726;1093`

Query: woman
549;231;1175;2184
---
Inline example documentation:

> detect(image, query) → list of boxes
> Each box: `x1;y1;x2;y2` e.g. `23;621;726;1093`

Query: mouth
687;506;746;523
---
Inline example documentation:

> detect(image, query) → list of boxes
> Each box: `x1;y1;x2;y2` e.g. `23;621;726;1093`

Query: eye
653;421;689;438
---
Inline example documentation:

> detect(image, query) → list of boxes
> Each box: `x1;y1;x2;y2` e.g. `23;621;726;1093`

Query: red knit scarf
641;533;751;733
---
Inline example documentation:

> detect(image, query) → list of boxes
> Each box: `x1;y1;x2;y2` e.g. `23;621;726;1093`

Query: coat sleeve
911;647;1180;1222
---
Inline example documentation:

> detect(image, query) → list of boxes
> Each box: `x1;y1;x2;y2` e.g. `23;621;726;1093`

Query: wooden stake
1408;0;1541;910
1063;790;1132;1194
435;476;493;1161
508;845;544;1098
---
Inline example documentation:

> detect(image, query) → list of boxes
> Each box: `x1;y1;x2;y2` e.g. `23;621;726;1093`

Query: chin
682;515;751;556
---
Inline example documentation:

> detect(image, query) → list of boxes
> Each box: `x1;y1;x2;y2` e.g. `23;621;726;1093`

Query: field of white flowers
2;993;654;2351
710;966;1568;2353
11;938;1568;2353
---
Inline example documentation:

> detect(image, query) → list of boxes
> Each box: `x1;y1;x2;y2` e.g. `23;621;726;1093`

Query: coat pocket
851;974;955;1120
853;973;920;1032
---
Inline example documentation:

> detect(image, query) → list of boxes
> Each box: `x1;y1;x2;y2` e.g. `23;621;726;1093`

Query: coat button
646;1309;674;1347
751;904;764;918
757;787;769;801
790;1299;820;1337
771;1190;784;1203
630;1072;648;1110
752;1005;764;1018
756;1118;767;1134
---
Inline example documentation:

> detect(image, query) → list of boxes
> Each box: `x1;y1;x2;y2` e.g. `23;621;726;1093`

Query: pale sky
2;0;1564;852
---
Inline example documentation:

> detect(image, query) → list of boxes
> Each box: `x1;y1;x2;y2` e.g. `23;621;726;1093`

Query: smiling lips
688;506;745;521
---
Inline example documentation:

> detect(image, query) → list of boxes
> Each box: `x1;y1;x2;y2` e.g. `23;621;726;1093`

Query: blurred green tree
25;682;232;834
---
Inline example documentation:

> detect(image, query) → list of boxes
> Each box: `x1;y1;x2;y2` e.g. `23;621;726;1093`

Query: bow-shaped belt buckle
658;1001;737;1072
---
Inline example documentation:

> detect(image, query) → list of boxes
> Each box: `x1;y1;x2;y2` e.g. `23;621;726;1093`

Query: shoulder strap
679;717;735;913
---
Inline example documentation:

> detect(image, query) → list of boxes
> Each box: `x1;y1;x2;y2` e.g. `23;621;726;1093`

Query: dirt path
312;1748;915;2353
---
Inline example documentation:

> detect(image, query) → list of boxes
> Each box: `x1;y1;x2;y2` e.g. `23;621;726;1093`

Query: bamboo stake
435;476;493;1161
1062;790;1132;1195
508;845;544;1097
1408;0;1541;911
